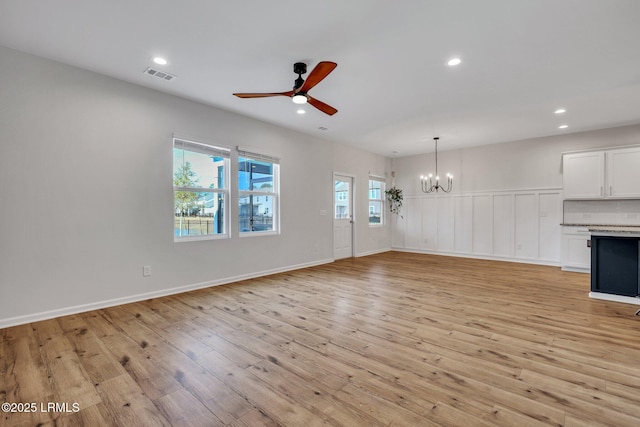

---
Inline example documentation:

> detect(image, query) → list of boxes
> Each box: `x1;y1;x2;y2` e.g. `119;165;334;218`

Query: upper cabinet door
607;147;640;198
563;151;605;199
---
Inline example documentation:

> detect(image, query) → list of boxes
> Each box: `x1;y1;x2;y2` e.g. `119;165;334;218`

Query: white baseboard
561;266;590;273
391;247;561;267
356;247;391;257
589;292;640;306
0;258;334;329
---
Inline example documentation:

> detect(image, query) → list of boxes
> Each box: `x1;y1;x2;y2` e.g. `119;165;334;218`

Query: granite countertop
588;225;640;235
562;223;640;227
561;223;622;227
562;224;640;235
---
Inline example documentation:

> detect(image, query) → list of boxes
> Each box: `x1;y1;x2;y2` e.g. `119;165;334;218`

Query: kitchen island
589;226;640;305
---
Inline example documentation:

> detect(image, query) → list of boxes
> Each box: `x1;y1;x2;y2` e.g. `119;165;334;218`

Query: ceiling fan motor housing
293;62;307;75
293;62;307;89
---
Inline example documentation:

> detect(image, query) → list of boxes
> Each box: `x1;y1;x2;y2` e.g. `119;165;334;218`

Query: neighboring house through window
173;137;229;241
238;147;280;235
335;181;349;219
368;176;385;225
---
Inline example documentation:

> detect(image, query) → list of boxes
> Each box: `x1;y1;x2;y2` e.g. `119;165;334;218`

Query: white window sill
174;234;229;242
239;230;279;238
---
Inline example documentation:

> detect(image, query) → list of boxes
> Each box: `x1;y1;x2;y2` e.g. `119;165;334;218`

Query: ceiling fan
233;61;338;116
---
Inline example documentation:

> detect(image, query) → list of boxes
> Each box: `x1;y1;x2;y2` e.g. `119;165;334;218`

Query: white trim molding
0;258;334;329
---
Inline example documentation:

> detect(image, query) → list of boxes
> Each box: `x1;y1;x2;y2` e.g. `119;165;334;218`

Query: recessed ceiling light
447;58;462;66
555;108;566;114
558;124;569;129
296;109;306;115
153;57;168;65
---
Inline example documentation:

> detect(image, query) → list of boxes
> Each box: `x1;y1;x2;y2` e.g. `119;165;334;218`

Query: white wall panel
538;192;562;262
421;197;438;250
391;213;406;248
395;189;561;265
493;194;514;257
404;198;422;249
454;196;473;253
515;194;538;259
437;196;454;252
472;195;493;255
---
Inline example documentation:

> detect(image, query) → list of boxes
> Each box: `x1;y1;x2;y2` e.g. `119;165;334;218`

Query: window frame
173;137;230;242
368;176;385;226
237;147;280;237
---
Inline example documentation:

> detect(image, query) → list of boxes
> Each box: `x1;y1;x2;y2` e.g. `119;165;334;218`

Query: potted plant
385;186;403;218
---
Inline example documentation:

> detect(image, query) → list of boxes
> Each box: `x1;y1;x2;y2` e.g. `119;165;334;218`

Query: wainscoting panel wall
472;195;493;255
454;195;473;253
515;193;538;260
422;197;438;251
393;189;562;265
493;194;515;258
539;192;563;262
437;196;454;252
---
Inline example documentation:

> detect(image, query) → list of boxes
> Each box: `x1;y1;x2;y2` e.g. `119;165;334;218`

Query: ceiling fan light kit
292;94;307;104
233;61;338;115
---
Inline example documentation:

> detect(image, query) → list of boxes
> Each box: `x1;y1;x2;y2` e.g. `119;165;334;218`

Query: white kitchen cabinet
561;226;591;272
563;146;640;200
606;146;640;198
562;151;605;199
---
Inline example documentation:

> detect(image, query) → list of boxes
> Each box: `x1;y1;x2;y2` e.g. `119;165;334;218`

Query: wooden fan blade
233;91;294;98
297;61;337;93
307;95;338;116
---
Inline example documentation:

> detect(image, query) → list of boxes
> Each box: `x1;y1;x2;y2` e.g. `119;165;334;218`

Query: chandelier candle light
420;137;453;193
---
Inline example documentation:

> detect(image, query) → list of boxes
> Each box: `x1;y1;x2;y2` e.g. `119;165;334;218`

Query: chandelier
420;137;453;193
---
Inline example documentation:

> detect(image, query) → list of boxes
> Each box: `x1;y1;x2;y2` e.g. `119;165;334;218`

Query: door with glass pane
334;175;354;259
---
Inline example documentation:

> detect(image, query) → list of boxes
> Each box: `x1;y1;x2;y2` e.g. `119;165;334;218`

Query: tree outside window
173;138;229;240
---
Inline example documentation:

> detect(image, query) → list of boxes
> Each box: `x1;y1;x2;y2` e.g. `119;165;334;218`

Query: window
238;147;279;235
368;177;385;225
173;138;229;240
335;179;350;219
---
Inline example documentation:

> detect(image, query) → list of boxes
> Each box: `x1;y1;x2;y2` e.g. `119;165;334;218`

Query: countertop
561;223;640;227
588;225;640;237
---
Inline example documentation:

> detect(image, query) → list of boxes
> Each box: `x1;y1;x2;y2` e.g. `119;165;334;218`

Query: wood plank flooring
2;252;640;426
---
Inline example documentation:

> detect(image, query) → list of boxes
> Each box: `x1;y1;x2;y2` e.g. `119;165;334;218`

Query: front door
334;175;354;259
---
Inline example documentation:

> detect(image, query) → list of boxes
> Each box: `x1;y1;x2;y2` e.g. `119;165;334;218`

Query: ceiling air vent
144;67;176;81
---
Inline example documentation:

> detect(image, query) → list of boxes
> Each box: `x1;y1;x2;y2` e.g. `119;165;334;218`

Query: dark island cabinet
590;236;640;297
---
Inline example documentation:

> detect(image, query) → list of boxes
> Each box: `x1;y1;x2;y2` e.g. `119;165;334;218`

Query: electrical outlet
143;265;151;277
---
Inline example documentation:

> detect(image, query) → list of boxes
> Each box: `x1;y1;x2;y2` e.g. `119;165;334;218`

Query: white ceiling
2;0;640;157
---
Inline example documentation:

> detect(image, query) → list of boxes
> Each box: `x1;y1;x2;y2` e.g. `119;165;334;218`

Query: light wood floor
2;252;640;426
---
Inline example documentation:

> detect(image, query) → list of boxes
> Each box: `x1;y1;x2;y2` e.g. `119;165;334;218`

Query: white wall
0;46;390;327
391;124;640;263
332;143;392;256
